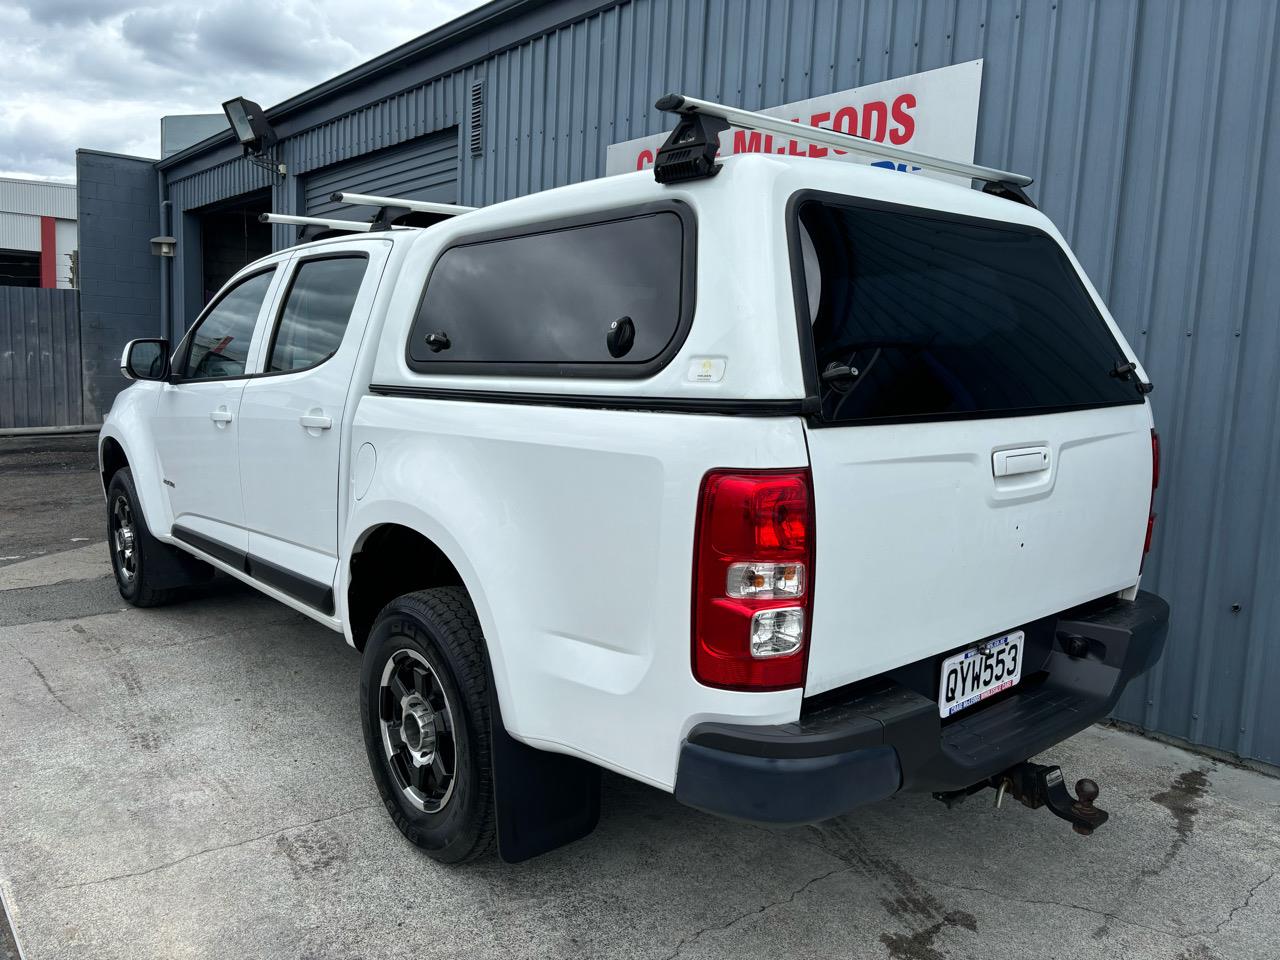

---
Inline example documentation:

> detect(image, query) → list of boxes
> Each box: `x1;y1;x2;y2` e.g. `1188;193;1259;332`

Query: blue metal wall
76;150;161;423
155;0;1280;765
0;288;81;429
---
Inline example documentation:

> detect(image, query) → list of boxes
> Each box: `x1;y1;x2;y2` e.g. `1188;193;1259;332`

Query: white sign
605;60;983;184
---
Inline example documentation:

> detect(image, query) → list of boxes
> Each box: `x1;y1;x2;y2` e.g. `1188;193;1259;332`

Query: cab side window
266;256;368;374
180;270;275;380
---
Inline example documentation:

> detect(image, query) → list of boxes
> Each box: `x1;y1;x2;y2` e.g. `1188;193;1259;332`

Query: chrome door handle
299;414;333;430
209;408;234;424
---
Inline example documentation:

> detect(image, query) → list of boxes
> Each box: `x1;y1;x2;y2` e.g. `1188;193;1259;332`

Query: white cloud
0;0;485;180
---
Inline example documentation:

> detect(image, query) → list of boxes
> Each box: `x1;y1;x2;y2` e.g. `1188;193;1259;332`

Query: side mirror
121;338;170;381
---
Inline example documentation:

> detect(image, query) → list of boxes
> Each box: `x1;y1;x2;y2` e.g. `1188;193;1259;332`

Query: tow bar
934;762;1110;836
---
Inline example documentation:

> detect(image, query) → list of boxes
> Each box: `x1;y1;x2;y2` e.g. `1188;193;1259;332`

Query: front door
153;266;282;558
237;241;388;608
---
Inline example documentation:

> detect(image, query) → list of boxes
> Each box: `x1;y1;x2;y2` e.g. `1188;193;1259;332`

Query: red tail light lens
1142;430;1159;568
692;469;814;690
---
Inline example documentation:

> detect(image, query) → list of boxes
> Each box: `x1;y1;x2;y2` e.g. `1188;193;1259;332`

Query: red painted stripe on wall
39;216;57;288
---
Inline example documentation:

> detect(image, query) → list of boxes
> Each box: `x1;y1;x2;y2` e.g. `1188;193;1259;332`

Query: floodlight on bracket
222;96;287;177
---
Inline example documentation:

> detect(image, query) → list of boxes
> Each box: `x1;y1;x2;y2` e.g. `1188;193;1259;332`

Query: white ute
99;97;1169;862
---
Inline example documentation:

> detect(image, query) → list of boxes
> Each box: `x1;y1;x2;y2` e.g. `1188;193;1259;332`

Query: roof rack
260;192;478;244
259;212;373;232
328;192;477;217
652;93;1035;205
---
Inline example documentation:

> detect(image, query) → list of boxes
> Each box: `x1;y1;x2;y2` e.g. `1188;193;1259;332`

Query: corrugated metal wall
0;288;82;429
0;211;41;252
155;0;1280;764
167;158;276;216
0;177;76;220
287;77;463;179
303;130;460;217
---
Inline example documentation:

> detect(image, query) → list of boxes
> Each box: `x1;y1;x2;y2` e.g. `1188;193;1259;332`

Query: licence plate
938;631;1024;718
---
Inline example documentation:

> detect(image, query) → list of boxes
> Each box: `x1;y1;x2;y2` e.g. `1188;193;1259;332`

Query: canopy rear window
795;197;1142;424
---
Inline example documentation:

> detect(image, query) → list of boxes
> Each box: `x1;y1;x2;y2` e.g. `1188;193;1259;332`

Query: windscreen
796;199;1141;423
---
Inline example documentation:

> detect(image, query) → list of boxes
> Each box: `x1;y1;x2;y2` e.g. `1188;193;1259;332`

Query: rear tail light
1141;429;1159;570
725;561;805;599
692;469;814;690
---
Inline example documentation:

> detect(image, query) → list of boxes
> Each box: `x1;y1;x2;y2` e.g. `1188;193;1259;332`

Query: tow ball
934;762;1110;836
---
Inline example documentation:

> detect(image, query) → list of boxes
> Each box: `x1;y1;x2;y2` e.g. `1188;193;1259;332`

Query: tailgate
803;405;1152;694
791;192;1153;696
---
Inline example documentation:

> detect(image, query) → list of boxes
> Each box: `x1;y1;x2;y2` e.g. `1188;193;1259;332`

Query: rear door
237;240;389;608
793;196;1154;696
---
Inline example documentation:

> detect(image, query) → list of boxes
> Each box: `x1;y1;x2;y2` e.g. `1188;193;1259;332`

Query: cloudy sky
0;0;486;181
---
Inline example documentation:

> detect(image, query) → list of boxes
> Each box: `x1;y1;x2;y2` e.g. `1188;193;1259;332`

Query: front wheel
360;588;496;863
106;467;196;607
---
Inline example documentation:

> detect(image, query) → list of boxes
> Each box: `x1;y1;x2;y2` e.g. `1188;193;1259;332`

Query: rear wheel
360;588;496;863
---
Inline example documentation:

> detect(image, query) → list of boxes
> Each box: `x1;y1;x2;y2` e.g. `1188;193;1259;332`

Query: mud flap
148;539;216;589
490;692;601;863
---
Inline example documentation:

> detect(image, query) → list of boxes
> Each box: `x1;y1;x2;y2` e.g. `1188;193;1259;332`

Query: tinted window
797;200;1140;423
180;270;274;380
409;211;686;368
268;257;368;373
0;249;40;287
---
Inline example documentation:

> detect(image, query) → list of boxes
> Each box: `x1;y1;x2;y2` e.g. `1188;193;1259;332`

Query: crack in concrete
1203;868;1276;936
659;865;851;959
51;803;379;892
926;864;1278;945
769;807;1276;954
792;822;986;958
12;648;80;719
918;874;1184;941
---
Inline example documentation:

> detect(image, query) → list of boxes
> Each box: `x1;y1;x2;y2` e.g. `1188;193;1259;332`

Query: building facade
74;0;1280;768
0;177;76;290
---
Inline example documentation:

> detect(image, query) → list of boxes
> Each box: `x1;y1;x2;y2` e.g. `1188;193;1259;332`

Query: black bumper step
675;591;1170;824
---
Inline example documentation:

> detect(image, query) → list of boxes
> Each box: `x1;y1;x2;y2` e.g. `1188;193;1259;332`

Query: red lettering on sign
808;112;830;157
890;93;916;144
623;86;924;169
832;106;858;155
733;130;763;153
787;123;806;155
861;100;888;142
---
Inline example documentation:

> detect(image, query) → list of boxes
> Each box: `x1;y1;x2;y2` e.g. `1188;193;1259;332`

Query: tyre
107;467;203;607
360;588;496;863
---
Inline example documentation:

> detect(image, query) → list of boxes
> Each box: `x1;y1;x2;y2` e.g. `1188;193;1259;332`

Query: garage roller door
304;129;459;220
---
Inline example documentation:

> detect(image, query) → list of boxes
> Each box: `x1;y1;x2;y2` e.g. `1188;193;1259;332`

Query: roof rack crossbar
258;212;373;232
329;192;477;216
653;93;1033;190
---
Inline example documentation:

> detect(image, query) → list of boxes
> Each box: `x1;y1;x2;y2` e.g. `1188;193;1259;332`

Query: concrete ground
0;437;1277;960
0;435;103;569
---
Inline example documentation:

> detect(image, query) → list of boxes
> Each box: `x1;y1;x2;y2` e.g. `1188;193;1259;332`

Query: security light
221;97;276;154
149;235;176;258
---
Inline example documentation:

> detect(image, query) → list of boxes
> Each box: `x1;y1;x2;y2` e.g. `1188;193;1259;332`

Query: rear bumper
674;590;1169;825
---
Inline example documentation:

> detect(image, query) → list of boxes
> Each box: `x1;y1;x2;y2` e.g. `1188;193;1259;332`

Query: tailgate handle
993;446;1050;478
